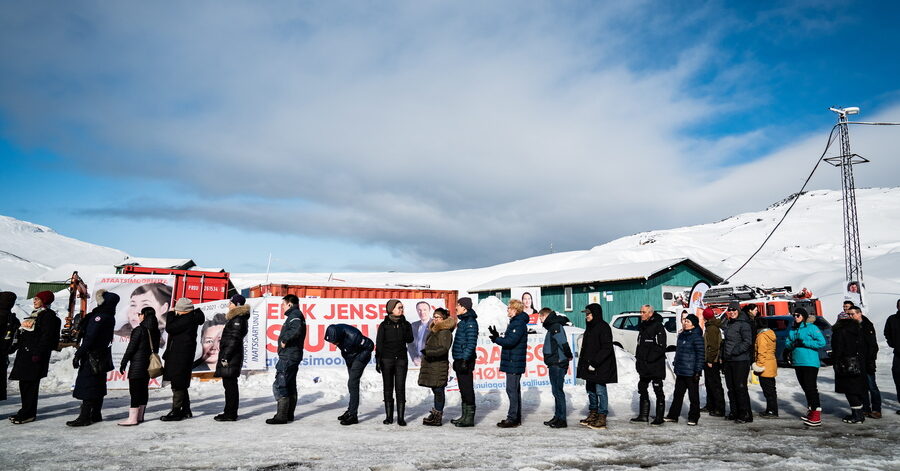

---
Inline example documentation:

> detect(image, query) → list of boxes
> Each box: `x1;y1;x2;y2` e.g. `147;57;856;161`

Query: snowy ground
3;347;900;471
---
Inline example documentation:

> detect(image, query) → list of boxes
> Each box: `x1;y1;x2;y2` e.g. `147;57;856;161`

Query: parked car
762;315;833;367
610;311;678;355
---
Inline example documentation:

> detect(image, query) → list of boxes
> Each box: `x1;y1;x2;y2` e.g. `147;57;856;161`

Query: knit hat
230;294;246;306
174;297;194;312
684;314;699;328
702;307;716;320
457;297;473;311
727;301;741;311
35;290;55;306
837;312;851;320
794;307;809;321
385;299;402;315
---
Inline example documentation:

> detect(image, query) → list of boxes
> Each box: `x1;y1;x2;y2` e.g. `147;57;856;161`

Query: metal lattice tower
824;107;869;306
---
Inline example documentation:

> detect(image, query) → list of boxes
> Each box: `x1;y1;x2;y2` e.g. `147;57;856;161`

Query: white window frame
564;287;573;311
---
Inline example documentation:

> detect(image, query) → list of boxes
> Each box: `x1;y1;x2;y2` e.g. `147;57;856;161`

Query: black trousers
892;354;900;402
0;356;7;401
668;375;700;422
703;363;725;413
453;360;476;405
129;378;149;408
759;376;777;414
637;376;664;403
723;360;751;418
846;392;864;408
794;366;820;409
381;356;408;404
17;380;40;418
222;377;239;415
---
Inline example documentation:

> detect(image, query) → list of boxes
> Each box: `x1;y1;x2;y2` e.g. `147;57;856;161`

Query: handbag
88;352;104;375
146;332;163;378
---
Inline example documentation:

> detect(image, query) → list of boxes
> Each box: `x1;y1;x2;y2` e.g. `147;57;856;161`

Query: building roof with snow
116;257;196;270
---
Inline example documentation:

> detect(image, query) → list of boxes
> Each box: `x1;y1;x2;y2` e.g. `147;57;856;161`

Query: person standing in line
753;316;779;418
721;301;753;424
376;299;413;426
267;294;306;424
577;303;617;430
664;314;705;426
884;299;900;415
539;307;573;428
418;308;456;426
67;290;117;427
832;307;874;424
450;297;479;428
490;299;529;428
858;307;882;419
213;294;251;422
9;291;61;424
160;297;205;422
0;291;20;402
118;306;161;426
700;307;725;417
785;307;827;427
630;305;667;426
325;323;374;425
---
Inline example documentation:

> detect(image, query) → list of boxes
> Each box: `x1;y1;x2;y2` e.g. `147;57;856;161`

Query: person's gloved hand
693;372;701;381
375;361;382;374
220;359;229;368
72;355;80;369
119;362;127;374
488;325;499;340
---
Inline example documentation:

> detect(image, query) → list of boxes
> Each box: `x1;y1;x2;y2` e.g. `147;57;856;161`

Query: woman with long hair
118;306;161;425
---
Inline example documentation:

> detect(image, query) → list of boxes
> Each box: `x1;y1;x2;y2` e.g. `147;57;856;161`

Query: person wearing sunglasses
784;307;826;426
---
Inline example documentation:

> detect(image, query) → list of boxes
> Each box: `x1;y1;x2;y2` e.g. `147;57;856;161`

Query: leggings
129;378;149;407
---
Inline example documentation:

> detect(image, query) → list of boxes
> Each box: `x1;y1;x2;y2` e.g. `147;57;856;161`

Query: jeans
668;375;700;422
273;358;299;400
723;360;751;418
548;364;567;420
453;360;476;406
586;381;609;415
431;387;446;411
703;363;725;413
861;372;882;413
222;377;238;415
506;373;522;421
759;376;777;414
381;356;408;404
345;349;372;415
794;366;820;409
129;378;150;408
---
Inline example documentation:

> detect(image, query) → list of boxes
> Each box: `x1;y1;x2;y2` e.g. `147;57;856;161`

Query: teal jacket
786;321;826;367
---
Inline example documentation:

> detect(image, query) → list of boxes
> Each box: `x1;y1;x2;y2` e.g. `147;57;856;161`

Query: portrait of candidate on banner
511;287;542;325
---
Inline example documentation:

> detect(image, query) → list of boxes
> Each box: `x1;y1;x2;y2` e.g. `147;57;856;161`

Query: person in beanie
418;308;456;426
67;290;118;426
0;291;20;402
450;297;479;427
721;300;753;423
784;307;826;426
160;297;205;421
833;307;874;424
9;291;61;424
118;306;160;425
884;299;900;415
490;299;529;428
267;294;307;424
540;307;573;428
577;303;617;430
664;314;704;425
213;295;251;421
701;307;725;417
375;299;414;426
631;305;667;426
324;323;374;425
753;316;778;418
858;309;882;419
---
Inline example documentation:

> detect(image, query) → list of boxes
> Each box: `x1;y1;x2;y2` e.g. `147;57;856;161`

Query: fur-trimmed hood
227;304;251;321
429;315;457;333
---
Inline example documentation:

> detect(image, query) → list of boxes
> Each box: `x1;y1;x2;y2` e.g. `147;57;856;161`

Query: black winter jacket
673;327;705;376
493;312;530;374
860;315;878;373
121;314;161;379
73;291;118;400
325;324;374;361
635;312;667;379
0;291;19;355
215;305;250;378
721;311;752;362
886;301;900;351
163;308;205;388
277;306;306;363
376;315;413;362
10;308;61;381
832;318;870;395
541;312;573;367
576;304;617;384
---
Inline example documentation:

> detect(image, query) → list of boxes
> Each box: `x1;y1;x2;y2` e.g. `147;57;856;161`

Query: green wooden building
468;258;722;329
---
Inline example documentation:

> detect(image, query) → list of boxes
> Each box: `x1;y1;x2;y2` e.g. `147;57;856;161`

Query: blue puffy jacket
452;310;479;361
493;312;529;374
673;327;705;376
324;324;374;360
786;321;826;367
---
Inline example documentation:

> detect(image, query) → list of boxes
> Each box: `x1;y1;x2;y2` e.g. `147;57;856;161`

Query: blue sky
1;1;899;273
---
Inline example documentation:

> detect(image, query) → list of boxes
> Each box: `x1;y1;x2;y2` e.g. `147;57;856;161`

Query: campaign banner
510;287;542;325
192;298;267;373
90;274;176;389
258;297;447;368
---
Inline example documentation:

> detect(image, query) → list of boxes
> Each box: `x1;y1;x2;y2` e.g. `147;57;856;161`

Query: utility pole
825;107;869;307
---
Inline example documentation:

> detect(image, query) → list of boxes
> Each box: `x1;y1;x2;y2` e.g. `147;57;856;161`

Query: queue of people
2;291;899;431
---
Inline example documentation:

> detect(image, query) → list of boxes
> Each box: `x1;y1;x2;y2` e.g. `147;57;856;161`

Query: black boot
338;410;351;422
383;401;394;425
397;402;407;426
91;398;103;423
650;398;665;426
66;401;94;427
287;394;297;422
182;391;193;419
630;397;650;423
266;397;291;425
455;404;476;428
160;391;186;422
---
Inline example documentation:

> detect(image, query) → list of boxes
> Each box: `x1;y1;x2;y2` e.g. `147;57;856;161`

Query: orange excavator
58;271;89;349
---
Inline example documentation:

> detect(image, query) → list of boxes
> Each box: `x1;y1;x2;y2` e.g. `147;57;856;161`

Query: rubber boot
650;398;665;426
287;393;297;422
182;391;192;418
92;398;104;423
630;397;650;423
160;390;186;422
383;401;394;425
450;406;464;425
397;401;407;426
118;407;140;426
266;397;291;425
66;401;94;427
137;405;146;423
455;404;476;428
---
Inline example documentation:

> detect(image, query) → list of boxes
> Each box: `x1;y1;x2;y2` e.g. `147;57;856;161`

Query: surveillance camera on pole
829;106;860;118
